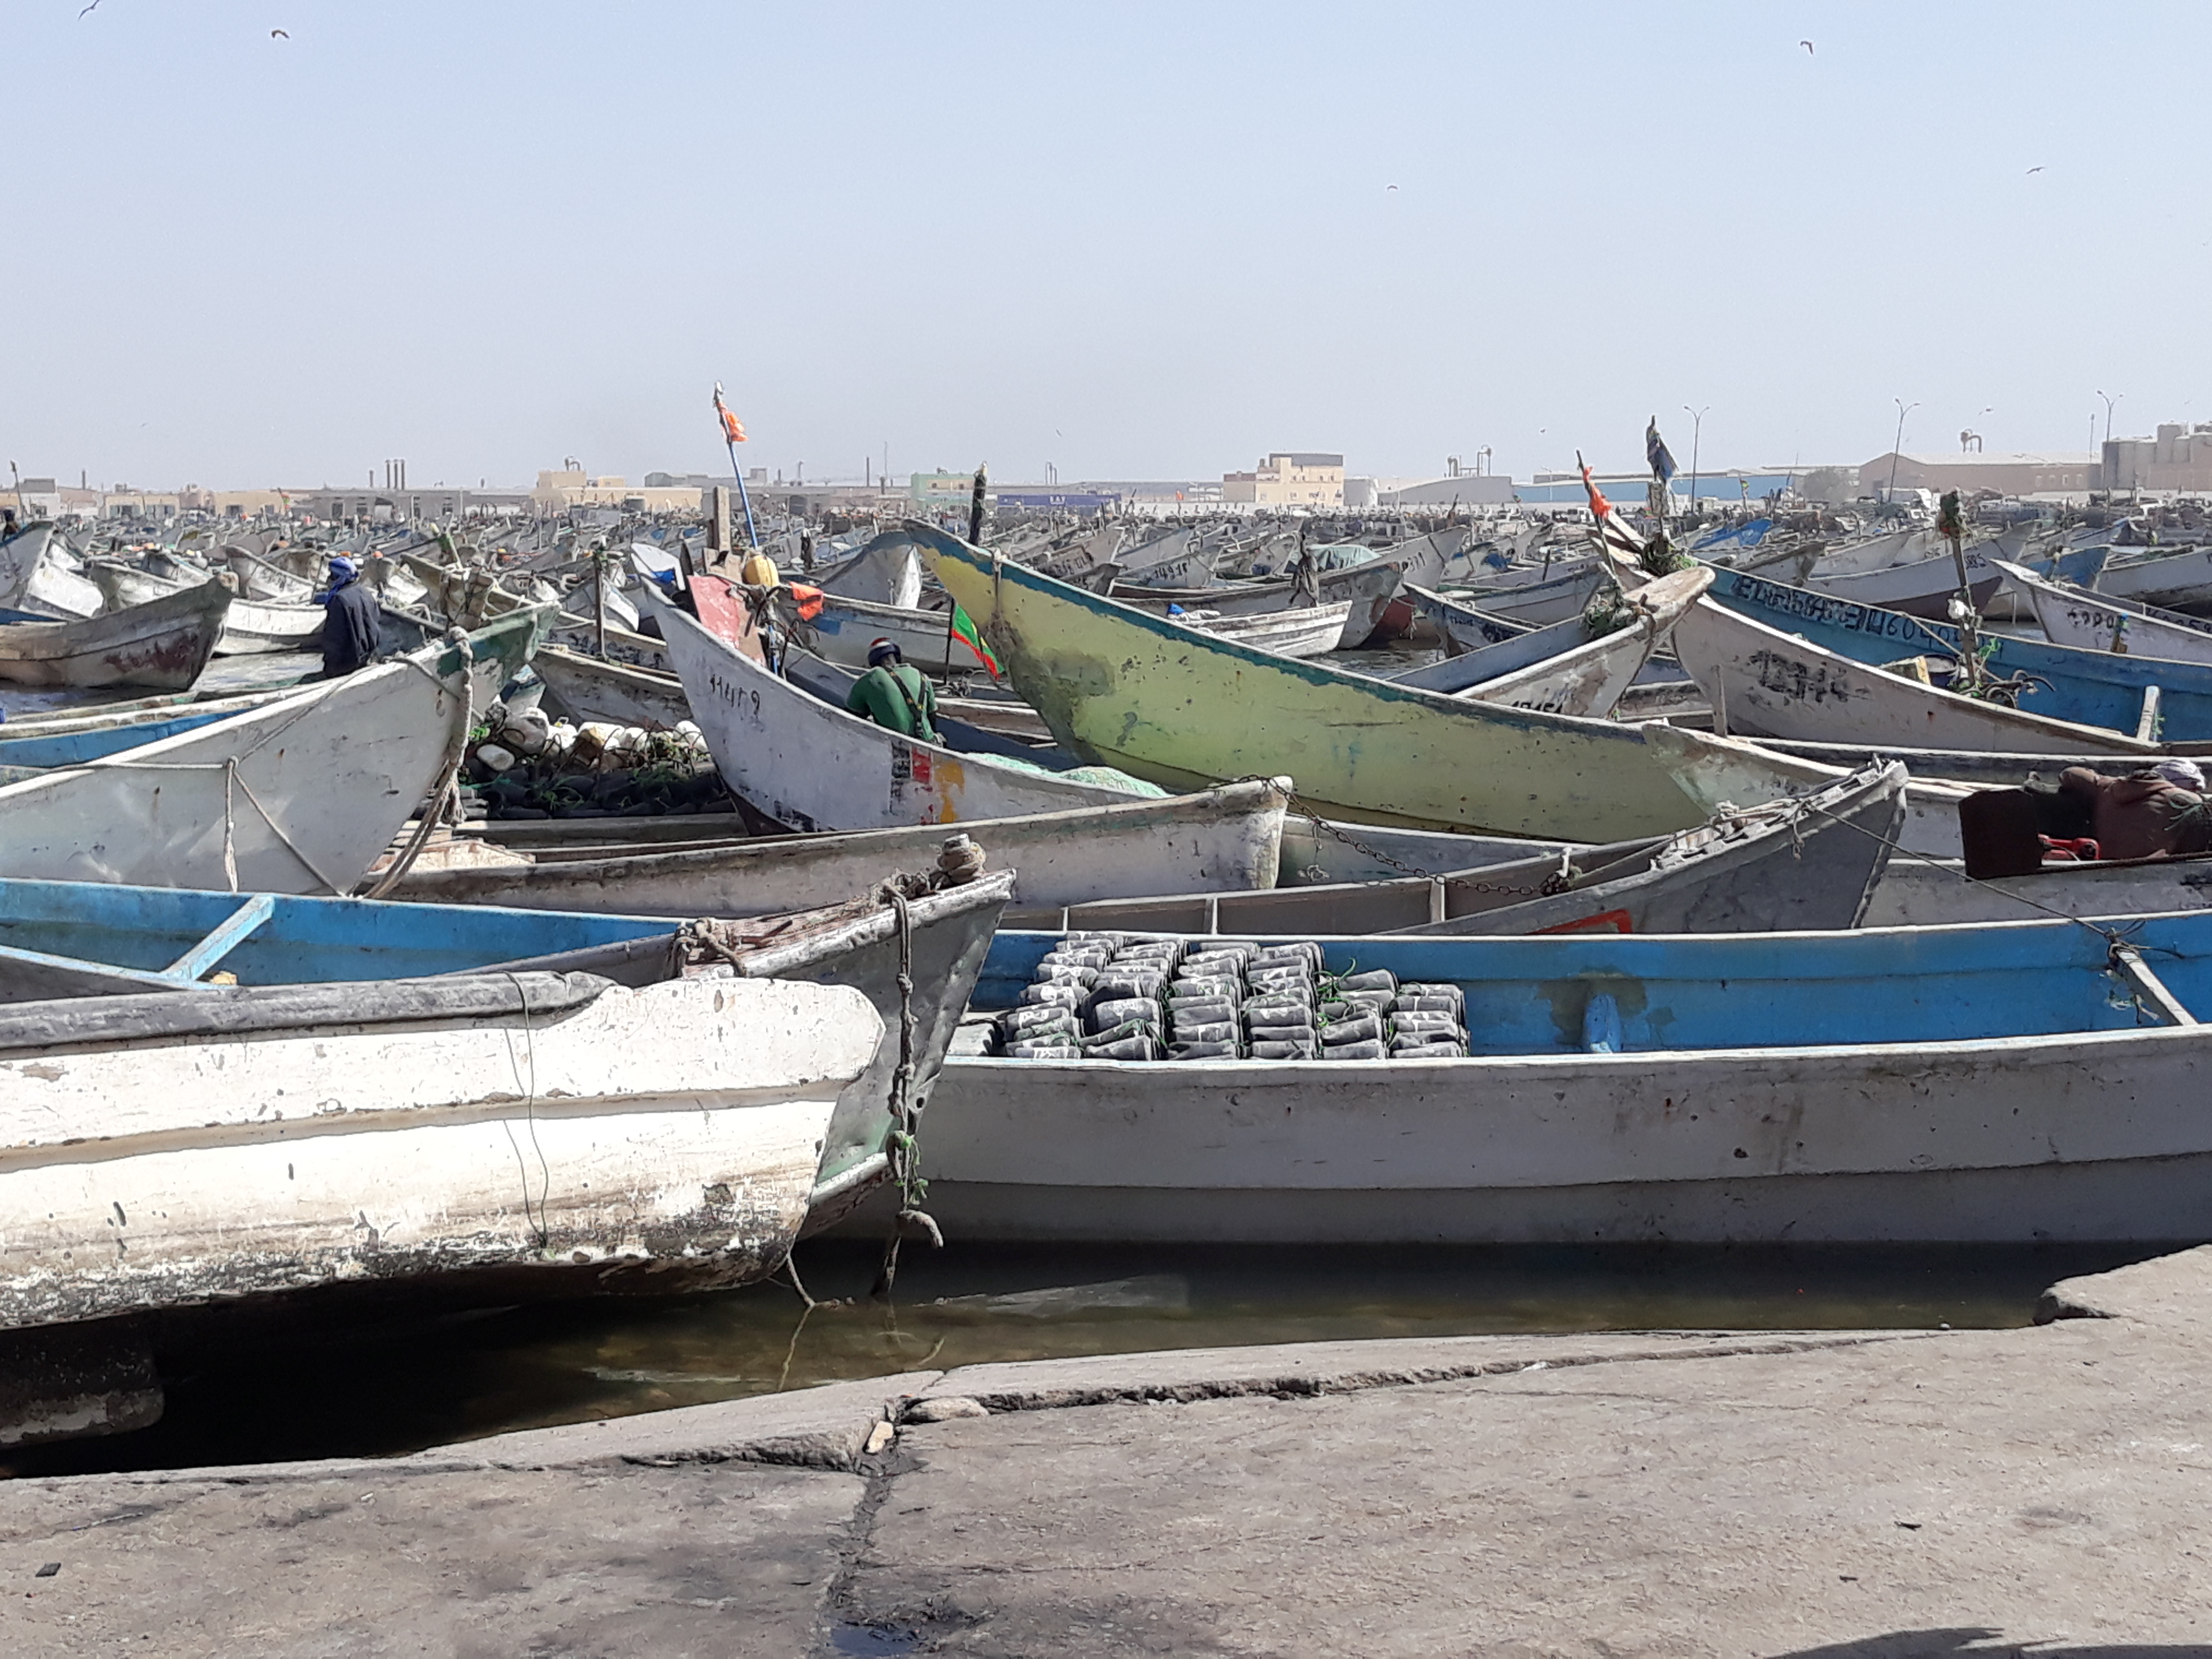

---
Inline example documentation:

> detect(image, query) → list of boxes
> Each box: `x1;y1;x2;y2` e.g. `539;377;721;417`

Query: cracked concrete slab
1;1250;2207;1656
920;1330;1923;1413
0;1461;860;1658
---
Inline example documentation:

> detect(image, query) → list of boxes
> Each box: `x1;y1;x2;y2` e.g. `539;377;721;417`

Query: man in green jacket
846;638;939;742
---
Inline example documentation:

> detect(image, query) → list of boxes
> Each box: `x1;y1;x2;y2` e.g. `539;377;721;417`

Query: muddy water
7;1239;2164;1477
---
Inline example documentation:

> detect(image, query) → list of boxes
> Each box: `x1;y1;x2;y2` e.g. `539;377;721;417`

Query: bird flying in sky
1800;40;1814;54
2027;165;2044;174
271;28;289;38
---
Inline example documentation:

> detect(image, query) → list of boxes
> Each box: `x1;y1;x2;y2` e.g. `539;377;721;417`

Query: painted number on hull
705;670;764;727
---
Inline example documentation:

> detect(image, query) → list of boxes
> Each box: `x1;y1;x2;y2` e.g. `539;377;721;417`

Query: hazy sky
6;1;2204;491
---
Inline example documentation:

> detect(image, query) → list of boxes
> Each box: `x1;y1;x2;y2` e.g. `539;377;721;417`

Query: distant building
530;469;702;514
997;489;1122;518
1858;451;2097;498
909;470;987;510
1221;452;1344;509
1378;474;1519;508
2103;424;2212;494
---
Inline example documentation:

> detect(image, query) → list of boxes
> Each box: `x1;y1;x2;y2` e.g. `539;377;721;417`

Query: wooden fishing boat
800;589;976;676
1392;567;1710;716
1177;599;1353;659
535;641;692;730
213;593;324;655
905;909;2212;1244
1996;557;2212;666
1808;546;2004;619
226;545;318;602
1006;764;1902;937
2096;543;2212;610
1365;525;1473;638
0;581;228;691
0;970;880;1445
1674;560;2212;742
811;529;924;608
1862;853;2212;926
0;521;62;610
1667;595;2158;754
85;556;188;611
1115;558;1404;649
911;523;1708;840
0;522;104;620
659;600;1155;833
0;612;541;895
404;779;1289;917
1446;558;1607;626
0;863;1012;1232
1641;724;1969;858
1407;583;1531;656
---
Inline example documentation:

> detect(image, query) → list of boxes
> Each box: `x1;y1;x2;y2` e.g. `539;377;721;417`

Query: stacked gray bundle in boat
995;935;1470;1062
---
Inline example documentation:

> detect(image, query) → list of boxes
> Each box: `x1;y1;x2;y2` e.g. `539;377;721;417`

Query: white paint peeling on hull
0;976;882;1330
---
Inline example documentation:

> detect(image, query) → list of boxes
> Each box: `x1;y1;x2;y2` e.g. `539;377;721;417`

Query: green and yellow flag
950;601;1003;676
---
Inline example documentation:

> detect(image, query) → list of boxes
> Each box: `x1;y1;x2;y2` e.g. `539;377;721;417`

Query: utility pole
1683;405;1709;518
1887;399;1920;504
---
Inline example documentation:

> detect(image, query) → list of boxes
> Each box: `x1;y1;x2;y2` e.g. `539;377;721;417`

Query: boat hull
661;598;1146;833
0;975;878;1342
402;781;1290;916
914;524;1708;840
0;582;228;691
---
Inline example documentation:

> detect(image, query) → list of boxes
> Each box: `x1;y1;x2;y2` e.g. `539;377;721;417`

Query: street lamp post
1683;405;1709;517
1887;399;1920;504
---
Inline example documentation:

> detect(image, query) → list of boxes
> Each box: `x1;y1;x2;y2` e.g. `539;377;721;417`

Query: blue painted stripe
1705;564;2212;739
976;915;2212;1055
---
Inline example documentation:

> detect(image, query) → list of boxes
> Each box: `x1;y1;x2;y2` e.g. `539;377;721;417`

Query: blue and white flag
1646;419;1677;484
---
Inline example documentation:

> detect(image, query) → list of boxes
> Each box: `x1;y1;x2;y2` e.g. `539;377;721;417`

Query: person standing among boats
315;554;382;677
846;637;938;742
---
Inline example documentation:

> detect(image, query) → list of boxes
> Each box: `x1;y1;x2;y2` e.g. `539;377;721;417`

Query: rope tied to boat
1790;788;2174;1013
362;633;478;899
498;971;552;1250
872;883;941;1300
1232;774;1556;895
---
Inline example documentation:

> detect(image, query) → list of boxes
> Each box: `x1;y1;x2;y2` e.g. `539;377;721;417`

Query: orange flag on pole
713;387;746;444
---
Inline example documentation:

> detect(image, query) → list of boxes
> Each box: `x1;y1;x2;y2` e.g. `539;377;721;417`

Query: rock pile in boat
992;933;1470;1062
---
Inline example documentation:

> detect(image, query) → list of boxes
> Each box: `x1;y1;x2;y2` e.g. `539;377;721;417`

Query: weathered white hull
661;600;1147;833
1184;600;1352;659
1455;566;1710;718
914;1022;2212;1243
0;582;228;690
1667;597;2154;754
1810;548;2002;619
1121;563;1403;648
814;533;925;609
535;644;692;729
2001;557;2212;666
215;595;323;655
400;780;1290;916
1641;724;1968;858
2098;544;2212;609
0;975;878;1335
0;632;492;894
1453;561;1606;626
1863;855;2212;925
804;593;972;675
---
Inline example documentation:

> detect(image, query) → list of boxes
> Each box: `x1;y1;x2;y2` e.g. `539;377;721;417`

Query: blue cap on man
866;637;900;667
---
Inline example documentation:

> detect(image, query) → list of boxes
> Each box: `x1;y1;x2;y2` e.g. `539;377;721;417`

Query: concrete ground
3;1250;2210;1657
